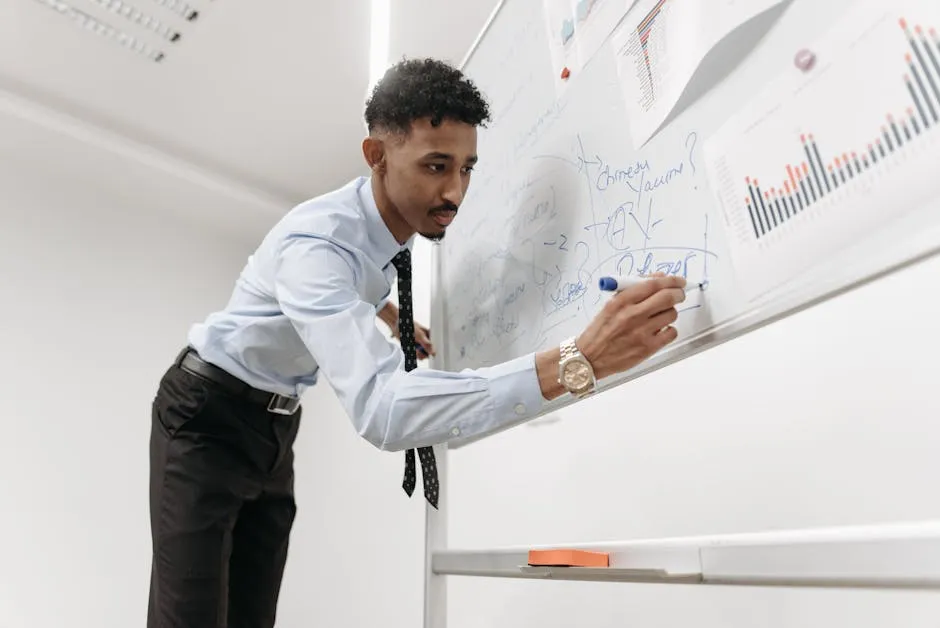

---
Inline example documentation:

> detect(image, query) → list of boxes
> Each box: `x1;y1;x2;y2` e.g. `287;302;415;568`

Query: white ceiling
0;0;499;224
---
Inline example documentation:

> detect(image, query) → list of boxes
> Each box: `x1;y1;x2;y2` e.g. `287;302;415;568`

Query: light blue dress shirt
188;176;545;451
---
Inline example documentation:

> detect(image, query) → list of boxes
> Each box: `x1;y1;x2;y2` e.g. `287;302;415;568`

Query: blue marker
598;275;706;292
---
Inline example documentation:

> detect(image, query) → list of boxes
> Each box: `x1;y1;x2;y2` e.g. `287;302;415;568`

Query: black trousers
148;354;302;628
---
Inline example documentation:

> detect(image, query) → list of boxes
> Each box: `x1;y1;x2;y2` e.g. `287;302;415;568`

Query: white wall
0;130;428;627
0;157;253;626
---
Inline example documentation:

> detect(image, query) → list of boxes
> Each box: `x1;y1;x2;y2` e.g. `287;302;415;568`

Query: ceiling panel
1;0;373;200
0;0;501;212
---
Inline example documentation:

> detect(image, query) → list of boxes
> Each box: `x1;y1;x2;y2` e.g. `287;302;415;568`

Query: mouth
431;211;457;228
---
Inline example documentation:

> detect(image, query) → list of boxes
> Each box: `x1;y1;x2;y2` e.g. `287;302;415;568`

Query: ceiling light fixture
32;0;166;62
148;0;200;22
368;0;390;90
87;0;182;42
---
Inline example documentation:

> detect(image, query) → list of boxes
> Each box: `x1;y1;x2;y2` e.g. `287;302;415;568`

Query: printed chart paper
543;0;638;93
611;0;785;146
704;0;940;300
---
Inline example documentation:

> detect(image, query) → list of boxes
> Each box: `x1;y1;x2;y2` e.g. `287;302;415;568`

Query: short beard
419;230;446;243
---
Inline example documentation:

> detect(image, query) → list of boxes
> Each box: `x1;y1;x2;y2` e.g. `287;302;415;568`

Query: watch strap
560;336;579;361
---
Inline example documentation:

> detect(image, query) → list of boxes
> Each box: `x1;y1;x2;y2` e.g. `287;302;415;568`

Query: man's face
383;118;478;242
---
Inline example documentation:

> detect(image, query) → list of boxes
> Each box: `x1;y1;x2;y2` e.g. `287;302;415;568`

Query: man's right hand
535;274;688;400
576;274;687;381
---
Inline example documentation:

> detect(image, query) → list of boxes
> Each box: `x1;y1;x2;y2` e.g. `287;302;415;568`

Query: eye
427;163;445;173
461;166;475;175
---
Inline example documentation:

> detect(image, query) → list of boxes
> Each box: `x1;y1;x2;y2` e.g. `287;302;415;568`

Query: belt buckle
267;393;300;416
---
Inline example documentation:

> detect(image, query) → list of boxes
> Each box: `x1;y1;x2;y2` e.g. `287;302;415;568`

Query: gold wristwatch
557;336;597;398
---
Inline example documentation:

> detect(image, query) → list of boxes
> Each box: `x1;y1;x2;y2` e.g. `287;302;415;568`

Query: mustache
428;202;459;215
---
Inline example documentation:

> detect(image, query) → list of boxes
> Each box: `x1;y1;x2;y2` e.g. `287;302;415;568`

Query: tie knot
391;249;411;273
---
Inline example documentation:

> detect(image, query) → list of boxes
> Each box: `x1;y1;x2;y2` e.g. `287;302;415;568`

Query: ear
362;136;386;174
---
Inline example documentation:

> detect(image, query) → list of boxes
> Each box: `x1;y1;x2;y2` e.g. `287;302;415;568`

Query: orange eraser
527;549;609;567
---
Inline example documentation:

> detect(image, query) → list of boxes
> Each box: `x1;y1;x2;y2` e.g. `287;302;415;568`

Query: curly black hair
364;57;491;134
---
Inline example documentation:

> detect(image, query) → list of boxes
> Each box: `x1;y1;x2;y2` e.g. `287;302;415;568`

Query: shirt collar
358;176;414;268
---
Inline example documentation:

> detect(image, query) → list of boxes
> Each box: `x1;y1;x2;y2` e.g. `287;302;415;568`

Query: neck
371;176;414;245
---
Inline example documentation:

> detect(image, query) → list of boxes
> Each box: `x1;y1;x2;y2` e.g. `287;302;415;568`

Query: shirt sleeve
273;234;547;451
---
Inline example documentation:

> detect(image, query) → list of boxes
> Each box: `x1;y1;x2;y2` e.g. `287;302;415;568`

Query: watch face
563;360;593;390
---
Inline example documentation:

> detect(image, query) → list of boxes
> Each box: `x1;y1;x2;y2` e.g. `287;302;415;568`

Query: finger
614;275;687;305
643;306;679;334
653;325;679;348
417;334;435;356
421;336;434;355
637;287;686;318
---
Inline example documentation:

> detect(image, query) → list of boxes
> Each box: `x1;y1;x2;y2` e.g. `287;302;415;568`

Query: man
147;57;686;627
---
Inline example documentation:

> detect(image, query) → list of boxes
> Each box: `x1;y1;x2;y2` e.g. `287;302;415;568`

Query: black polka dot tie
391;249;439;509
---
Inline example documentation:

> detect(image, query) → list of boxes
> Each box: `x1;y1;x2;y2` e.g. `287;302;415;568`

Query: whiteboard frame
433;520;940;591
422;0;940;624
423;3;509;625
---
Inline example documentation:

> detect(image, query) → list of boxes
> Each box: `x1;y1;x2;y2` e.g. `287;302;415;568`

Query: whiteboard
433;0;940;446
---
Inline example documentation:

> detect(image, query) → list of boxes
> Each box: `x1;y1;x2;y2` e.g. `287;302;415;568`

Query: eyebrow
423;151;478;164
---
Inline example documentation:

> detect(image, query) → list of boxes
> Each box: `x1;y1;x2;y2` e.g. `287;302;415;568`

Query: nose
441;172;464;208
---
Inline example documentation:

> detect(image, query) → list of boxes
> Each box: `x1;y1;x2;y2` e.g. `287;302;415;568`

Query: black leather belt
177;348;300;415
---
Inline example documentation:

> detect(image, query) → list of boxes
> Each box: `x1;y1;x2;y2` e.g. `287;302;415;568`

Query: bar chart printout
704;0;940;300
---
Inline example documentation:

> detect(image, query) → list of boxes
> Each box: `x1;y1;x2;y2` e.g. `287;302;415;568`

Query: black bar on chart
773;193;785;222
890;115;904;147
753;180;771;231
746;177;766;235
809;135;832;193
745;198;760;239
842;153;854;179
802;136;826;198
801;163;818;203
784;175;801;213
911;108;922;135
765;191;779;226
764;188;783;227
907;74;931;128
809;136;830;193
755;181;774;229
798;175;810;207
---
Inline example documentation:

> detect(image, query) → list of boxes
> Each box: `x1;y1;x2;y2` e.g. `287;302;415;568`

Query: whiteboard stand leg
423;442;448;628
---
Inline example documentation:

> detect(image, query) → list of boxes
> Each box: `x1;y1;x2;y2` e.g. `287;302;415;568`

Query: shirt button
514;403;527;416
451;427;460;436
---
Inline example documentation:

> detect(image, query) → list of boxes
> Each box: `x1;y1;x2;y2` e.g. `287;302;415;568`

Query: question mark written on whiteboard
685;131;698;188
